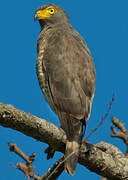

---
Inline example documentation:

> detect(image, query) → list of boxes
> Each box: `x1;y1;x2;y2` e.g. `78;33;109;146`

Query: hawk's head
34;4;70;26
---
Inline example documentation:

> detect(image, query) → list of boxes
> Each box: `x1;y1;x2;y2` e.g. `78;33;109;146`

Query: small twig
8;143;40;180
111;117;128;157
111;117;127;133
83;93;114;143
46;152;75;180
8;143;30;162
10;162;30;180
9;142;65;180
10;162;18;169
40;156;65;180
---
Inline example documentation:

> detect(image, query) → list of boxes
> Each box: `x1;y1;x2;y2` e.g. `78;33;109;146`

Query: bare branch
111;117;127;133
0;102;128;179
8;143;40;180
111;117;128;157
8;143;30;162
0;103;66;152
40;156;64;180
8;142;64;180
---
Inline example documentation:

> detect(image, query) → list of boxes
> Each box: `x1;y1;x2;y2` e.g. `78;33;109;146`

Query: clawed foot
44;146;55;160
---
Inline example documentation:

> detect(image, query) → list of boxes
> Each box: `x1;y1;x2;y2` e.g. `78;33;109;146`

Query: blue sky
0;0;128;179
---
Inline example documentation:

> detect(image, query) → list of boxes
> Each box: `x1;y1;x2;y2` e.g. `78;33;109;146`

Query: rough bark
0;102;128;180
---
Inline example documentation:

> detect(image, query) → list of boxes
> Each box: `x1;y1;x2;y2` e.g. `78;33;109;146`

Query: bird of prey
34;4;96;175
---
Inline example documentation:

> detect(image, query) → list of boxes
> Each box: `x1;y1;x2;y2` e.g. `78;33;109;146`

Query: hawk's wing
42;28;95;119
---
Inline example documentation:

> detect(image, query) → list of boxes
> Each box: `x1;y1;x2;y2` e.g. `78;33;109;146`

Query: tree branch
0;102;128;180
8;143;64;180
40;156;64;180
111;117;128;157
0;103;66;152
8;143;40;180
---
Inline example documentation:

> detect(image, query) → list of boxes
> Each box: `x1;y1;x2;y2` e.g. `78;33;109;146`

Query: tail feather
58;113;83;175
65;140;80;175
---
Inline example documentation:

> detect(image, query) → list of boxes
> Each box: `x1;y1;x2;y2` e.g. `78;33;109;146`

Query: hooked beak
34;13;41;21
34;9;51;21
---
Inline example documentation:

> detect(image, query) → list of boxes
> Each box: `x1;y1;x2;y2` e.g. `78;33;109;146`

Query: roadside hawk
34;4;96;175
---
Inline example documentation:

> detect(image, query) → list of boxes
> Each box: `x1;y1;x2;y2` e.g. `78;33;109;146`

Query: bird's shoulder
38;25;90;56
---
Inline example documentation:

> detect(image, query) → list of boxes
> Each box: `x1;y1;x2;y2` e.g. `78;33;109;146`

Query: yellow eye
49;8;55;15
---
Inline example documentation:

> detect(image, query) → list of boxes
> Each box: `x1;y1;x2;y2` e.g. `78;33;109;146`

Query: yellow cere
36;7;57;19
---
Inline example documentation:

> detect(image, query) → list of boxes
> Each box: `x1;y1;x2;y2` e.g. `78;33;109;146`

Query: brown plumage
34;4;96;175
